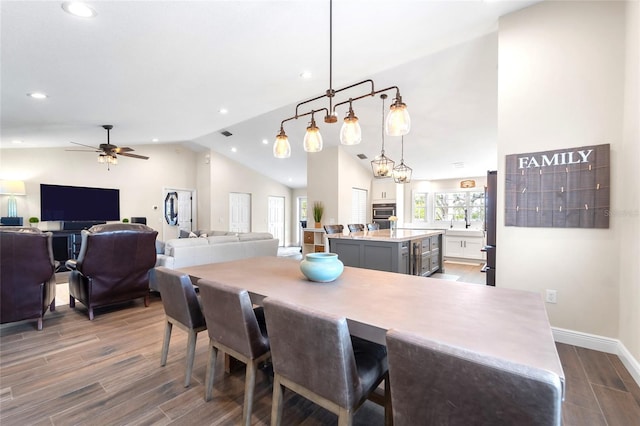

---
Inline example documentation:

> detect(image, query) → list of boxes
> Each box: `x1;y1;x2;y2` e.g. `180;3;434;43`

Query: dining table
177;256;564;395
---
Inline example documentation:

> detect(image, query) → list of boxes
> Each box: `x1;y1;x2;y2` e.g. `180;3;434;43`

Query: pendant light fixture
303;112;323;152
273;126;291;158
393;135;413;183
273;0;410;157
371;94;395;178
339;99;362;145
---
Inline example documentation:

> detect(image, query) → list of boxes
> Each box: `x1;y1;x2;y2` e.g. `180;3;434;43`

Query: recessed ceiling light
62;2;97;18
219;108;228;114
152;138;159;142
231;147;237;153
27;92;48;99
11;140;23;145
300;71;312;79
262;139;269;145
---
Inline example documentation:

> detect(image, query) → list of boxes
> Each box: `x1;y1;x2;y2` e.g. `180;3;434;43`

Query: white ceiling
0;0;538;188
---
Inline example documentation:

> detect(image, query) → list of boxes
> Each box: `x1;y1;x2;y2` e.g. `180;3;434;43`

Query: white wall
207;150;293;245
338;147;374;226
307;146;340;227
618;0;640;361
0;144;197;241
498;0;631;349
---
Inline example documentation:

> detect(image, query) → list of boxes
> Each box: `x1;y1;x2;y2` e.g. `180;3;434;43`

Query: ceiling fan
67;125;149;169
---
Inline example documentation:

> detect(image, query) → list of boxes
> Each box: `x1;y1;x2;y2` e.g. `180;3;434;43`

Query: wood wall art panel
505;144;610;228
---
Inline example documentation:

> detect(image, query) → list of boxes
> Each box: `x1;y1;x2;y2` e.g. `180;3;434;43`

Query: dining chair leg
270;374;284;426
242;359;258;426
184;329;198;387
384;375;393;426
160;321;172;367
204;342;218;401
337;409;353;426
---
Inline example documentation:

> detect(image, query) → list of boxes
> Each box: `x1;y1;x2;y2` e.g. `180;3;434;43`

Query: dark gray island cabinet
327;229;444;276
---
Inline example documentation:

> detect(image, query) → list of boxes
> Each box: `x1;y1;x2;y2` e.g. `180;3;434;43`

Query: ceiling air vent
357;153;368;159
220;130;233;137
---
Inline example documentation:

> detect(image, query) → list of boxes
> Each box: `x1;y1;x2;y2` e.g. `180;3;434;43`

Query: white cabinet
372;180;396;202
445;235;484;260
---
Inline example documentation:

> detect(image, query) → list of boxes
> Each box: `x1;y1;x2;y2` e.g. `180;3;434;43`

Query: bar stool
264;297;391;426
154;267;207;387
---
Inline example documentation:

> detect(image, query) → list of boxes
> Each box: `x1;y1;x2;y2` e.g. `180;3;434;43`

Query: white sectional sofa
151;231;279;290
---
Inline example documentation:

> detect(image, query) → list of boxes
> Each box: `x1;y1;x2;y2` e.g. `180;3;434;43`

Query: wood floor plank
591;383;640;426
575;346;628;391
561;401;607;426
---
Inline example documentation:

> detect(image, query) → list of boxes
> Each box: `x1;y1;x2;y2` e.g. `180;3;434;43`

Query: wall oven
372;203;396;230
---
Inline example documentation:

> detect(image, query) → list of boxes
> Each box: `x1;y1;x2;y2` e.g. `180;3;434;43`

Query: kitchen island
327;229;445;276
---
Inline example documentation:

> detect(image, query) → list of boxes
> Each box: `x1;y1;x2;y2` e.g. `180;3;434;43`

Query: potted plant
313;202;324;228
122;218;130;223
28;217;40;228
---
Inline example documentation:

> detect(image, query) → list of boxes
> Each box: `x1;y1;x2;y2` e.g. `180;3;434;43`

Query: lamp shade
303;122;323;153
273;132;291;158
0;180;26;195
385;102;411;136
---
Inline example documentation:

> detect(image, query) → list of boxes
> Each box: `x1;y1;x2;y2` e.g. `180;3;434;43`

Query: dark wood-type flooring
1;262;639;425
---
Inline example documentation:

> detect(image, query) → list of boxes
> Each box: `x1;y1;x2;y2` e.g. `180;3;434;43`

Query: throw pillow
188;231;198;238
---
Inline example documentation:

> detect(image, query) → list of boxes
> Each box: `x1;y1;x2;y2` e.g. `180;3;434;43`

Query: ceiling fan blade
70;141;101;150
65;149;100;152
118;152;149;160
113;146;134;153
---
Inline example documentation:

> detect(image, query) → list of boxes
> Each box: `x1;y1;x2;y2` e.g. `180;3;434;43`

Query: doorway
268;196;285;247
229;192;251;233
162;188;195;240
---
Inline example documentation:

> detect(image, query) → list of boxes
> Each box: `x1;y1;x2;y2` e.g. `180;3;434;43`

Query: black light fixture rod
328;0;333;114
281;107;330;128
294;78;375;117
333;84;402;111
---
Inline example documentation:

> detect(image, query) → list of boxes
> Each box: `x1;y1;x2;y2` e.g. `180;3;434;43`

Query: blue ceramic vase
300;252;344;283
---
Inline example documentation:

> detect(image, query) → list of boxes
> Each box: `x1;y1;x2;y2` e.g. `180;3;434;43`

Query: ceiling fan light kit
67;124;149;170
273;0;411;158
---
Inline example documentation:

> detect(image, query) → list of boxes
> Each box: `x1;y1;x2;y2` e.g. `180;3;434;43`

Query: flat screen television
40;184;120;222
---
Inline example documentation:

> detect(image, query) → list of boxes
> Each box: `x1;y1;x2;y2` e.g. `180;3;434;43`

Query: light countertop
326;228;444;242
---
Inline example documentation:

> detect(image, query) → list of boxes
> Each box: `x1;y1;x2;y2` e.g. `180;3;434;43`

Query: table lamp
0;180;26;217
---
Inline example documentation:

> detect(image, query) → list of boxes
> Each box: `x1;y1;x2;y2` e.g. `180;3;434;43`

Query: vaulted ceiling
1;0;538;188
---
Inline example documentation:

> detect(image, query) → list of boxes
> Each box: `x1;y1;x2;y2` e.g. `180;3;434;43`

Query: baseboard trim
552;327;640;386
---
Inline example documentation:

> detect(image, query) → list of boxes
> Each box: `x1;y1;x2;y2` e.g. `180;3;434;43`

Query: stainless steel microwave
372;203;396;219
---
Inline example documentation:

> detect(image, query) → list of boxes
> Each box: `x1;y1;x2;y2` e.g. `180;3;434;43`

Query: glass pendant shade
303;120;323;152
340;107;361;145
98;154;106;163
386;101;411;136
273;130;291;158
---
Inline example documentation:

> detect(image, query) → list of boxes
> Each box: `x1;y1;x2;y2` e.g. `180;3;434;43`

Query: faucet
464;209;470;229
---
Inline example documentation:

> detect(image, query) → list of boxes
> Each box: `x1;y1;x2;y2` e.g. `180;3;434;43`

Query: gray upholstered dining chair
366;222;380;231
263;297;391;426
347;224;365;233
154;267;207;387
197;279;270;426
385;329;563;426
323;224;344;234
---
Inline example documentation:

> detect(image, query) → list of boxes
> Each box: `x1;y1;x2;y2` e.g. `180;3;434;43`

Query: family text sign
505;144;610;228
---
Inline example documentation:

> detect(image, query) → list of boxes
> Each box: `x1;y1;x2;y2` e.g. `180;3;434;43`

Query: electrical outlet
545;289;557;304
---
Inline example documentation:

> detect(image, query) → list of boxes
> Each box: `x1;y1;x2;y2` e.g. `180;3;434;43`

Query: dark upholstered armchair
66;223;157;320
0;228;56;330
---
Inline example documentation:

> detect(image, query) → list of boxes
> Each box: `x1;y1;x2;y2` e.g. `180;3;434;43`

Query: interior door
268;196;285;247
229;192;251;233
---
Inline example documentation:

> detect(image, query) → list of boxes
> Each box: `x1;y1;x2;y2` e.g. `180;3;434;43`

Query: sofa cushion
238;232;274;241
206;235;239;244
164;237;209;256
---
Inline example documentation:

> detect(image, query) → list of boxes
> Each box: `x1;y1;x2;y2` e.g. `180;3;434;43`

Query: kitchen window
434;191;484;223
412;192;427;222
